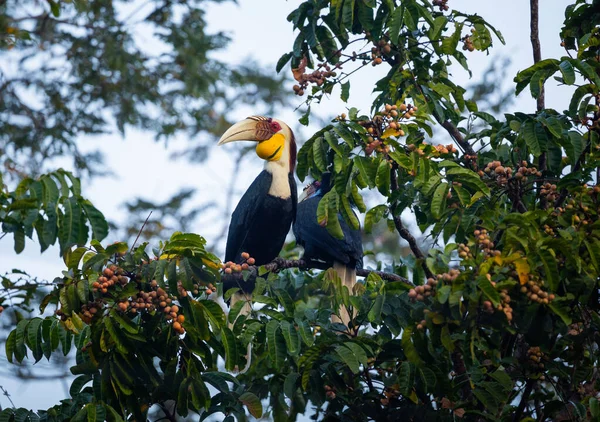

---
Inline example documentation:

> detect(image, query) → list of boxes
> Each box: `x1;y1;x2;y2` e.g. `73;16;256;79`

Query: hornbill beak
218;116;287;163
217;118;261;145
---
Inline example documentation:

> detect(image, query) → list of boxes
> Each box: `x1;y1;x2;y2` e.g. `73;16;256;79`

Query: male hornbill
293;172;363;326
218;116;297;315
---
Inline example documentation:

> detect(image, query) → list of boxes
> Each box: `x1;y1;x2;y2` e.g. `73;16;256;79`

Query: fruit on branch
292;56;342;96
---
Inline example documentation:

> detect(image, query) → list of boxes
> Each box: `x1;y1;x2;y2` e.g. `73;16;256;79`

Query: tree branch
225;258;412;284
530;0;548;210
530;0;544;112
512;379;534;422
390;167;435;280
441;121;475;156
451;351;472;401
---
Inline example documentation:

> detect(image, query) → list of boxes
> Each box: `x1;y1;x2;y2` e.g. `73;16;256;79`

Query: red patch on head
270;120;282;132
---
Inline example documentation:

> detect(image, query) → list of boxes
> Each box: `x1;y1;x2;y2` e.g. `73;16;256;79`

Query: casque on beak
217;118;261;145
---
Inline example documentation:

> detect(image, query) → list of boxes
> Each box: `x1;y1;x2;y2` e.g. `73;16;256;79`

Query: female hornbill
218;116;297;314
293;172;363;326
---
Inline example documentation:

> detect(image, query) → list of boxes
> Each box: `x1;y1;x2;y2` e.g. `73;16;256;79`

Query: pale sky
1;0;573;414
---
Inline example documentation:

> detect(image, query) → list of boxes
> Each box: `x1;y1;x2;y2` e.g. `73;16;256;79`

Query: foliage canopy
2;0;600;421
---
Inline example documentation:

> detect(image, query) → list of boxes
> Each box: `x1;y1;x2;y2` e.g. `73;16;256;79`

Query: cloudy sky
1;0;573;414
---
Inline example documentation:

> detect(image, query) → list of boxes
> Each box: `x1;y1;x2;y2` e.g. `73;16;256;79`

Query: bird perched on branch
293;172;363;326
218;116;297;317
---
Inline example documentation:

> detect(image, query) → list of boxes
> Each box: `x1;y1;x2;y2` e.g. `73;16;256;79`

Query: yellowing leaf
514;258;530;285
381;127;401;139
202;257;221;269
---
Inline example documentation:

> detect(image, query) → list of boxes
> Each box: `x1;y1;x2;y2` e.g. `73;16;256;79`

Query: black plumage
293;173;363;270
224;170;297;294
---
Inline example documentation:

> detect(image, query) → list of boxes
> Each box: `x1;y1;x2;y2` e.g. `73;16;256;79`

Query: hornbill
293;172;363;326
218;116;297;317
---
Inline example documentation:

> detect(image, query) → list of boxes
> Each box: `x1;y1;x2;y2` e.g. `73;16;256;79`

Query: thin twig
130;211;153;251
390;166;435;280
0;385;16;409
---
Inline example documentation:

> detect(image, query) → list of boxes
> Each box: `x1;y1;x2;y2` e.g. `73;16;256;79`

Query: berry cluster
520;278;555;305
92;265;129;294
457;243;472;259
433;0;449;11
463;153;478;168
370;39;393;66
461;35;474;52
222;252;255;274
482;161;514;186
324;385;337;400
79;300;102;324
540;182;558;202
434;143;457;155
497;288;513;322
474;229;500;257
116;280;186;334
381;385;401;405
292;57;341;96
360;103;418;156
514;161;542;179
407;143;426;157
527;346;546;379
407;276;439;301
416;317;428;331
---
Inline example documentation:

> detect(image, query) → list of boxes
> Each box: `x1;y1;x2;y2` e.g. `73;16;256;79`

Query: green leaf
441;22;463;54
478;277;500;307
284;373;300;399
440;324;455;352
398;361;414;395
341;81;350;102
312;137;327;172
276;52;293;73
220;327;238;372
280;320;300;356
401;327;424;365
388;5;404;44
58;197;82;255
296;319;314;346
419;367;437;392
239;392;263;418
266;320;286;369
364;204;387;233
13;228;25;254
585;239;600;273
537;248;559;292
367;294;384;323
431;182;449;219
521;120;546;156
559;60;576;85
342;0;355;29
335;344;360;373
375;159;390;195
81;200;109;241
568;84;595;116
5;330;16;363
340;195;360;230
548;300;572;326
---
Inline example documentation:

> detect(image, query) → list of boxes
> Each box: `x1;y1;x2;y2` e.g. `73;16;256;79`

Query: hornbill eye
270;121;282;132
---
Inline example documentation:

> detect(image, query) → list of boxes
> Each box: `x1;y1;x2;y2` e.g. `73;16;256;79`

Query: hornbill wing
293;195;363;268
225;170;272;263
